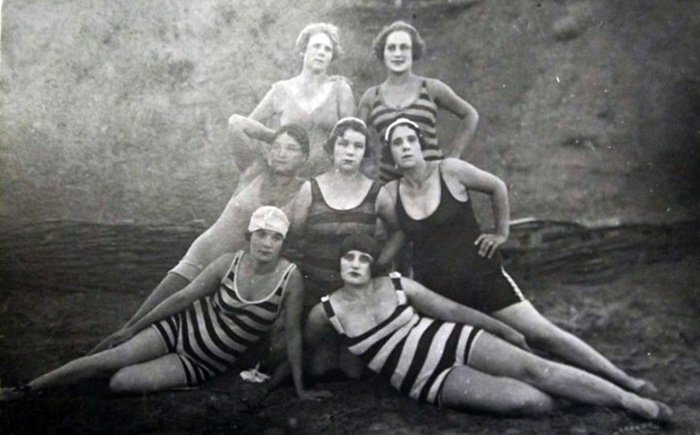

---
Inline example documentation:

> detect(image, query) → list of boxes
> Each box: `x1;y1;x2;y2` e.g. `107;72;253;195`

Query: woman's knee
518;356;555;386
109;367;144;393
508;389;557;414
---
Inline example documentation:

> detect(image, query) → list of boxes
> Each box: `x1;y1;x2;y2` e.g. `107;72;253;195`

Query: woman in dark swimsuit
381;118;656;395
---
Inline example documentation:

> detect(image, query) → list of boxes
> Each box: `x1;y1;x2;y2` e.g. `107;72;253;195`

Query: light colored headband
383;117;421;143
330;117;368;138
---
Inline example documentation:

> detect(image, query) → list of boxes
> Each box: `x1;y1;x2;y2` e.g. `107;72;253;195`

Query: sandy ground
2;252;699;434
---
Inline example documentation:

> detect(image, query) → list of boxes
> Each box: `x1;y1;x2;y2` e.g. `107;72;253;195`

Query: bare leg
109;354;188;393
469;331;671;422
28;327;168;392
89;272;189;354
493;301;654;394
440;365;557;414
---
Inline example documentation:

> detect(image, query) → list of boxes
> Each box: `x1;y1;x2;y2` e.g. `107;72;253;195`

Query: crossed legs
440;331;670;422
492;301;653;394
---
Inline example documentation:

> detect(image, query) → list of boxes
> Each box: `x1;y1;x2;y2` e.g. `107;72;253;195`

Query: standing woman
3;207;325;401
358;21;479;183
288;117;399;376
229;22;356;183
381;118;656;395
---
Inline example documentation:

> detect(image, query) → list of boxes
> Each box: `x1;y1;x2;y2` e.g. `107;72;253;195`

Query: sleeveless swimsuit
153;251;296;386
269;76;351;177
322;276;483;405
301;178;381;311
396;164;525;313
366;80;441;183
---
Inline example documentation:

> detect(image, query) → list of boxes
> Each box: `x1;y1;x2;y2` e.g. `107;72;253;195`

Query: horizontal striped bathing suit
321;276;483;405
153;251;295;386
366;80;441;183
301;178;381;311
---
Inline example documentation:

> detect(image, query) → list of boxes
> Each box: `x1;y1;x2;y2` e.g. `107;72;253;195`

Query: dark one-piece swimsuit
395;163;525;313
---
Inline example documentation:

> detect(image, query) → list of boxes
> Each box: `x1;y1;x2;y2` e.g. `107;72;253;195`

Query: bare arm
402;277;528;349
442;158;510;258
280;268;327;400
304;302;337;351
228;85;279;143
429;79;479;158
287;181;312;240
336;78;356;118
375;184;405;269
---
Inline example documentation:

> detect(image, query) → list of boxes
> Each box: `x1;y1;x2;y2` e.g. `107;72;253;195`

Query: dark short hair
295;23;344;61
273;124;310;158
323;117;372;159
339;234;380;277
381;117;426;164
372;21;426;62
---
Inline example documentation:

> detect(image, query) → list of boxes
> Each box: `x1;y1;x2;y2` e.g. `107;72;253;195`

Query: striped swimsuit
366;80;441;183
301;178;381;310
321;276;483;405
153;251;295;386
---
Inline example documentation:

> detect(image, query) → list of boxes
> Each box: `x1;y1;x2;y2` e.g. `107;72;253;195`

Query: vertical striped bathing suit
153;251;296;386
301;178;381;310
367;80;441;183
321;276;483;405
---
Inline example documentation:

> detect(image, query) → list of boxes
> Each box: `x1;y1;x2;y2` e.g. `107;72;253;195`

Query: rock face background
1;0;699;226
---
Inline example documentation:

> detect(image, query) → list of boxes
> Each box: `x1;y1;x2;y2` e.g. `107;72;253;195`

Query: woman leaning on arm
304;234;672;422
3;207;327;402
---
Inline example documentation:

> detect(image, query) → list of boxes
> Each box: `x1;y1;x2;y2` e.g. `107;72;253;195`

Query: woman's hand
474;233;507;259
297;389;333;401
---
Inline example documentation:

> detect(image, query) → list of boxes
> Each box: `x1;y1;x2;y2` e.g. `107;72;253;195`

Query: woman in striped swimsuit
358;21;479;183
2;207;326;401
288;117;401;376
305;234;672;422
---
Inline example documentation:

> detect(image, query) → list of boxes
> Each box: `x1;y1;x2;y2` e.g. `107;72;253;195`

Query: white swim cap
248;206;290;238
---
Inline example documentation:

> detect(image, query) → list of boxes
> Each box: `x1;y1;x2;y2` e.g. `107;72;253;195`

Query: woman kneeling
305;234;672;421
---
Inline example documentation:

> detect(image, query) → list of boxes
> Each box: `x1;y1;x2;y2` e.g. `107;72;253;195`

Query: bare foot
650;401;674;425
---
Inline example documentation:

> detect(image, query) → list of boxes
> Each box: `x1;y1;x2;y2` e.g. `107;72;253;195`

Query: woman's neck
342;280;375;300
385;69;414;86
298;67;328;85
401;160;433;187
246;253;278;275
329;167;364;183
267;170;296;186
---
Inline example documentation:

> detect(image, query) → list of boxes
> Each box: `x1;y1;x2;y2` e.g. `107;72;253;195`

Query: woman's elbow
227;114;245;132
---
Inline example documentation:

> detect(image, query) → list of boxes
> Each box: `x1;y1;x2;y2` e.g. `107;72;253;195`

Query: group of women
2;21;672;423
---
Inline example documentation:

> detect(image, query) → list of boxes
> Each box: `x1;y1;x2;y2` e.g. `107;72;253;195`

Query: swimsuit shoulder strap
321;295;347;336
366;180;382;203
388;272;408;304
310;177;323;202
